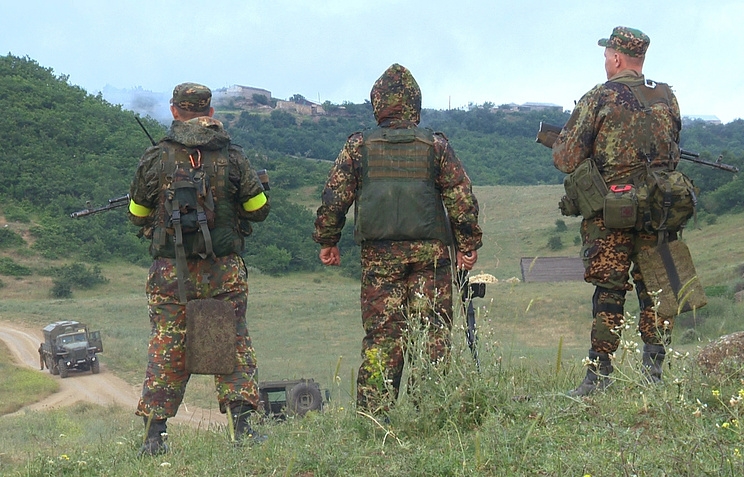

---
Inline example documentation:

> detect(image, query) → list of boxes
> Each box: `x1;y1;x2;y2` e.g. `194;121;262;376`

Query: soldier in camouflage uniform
552;27;682;396
128;83;270;454
313;64;482;412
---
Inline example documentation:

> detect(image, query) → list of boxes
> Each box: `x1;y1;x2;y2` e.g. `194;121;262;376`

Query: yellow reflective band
129;200;152;218
242;192;267;212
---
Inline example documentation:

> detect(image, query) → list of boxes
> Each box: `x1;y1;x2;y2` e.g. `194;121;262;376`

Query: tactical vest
354;127;450;245
605;78;695;237
150;141;244;261
608;76;679;166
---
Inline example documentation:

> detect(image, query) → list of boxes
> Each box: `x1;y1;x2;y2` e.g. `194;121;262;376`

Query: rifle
454;258;485;372
70;194;130;219
536;122;739;173
135;114;157;146
70;115;154;219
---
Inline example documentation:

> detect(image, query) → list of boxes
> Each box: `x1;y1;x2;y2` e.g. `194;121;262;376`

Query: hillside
2;52;744;284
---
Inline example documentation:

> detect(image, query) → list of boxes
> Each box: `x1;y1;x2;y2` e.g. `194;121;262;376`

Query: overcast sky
4;0;743;123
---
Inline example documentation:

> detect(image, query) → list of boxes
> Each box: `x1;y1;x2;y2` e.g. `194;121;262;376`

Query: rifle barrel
679;149;739;173
70;195;130;218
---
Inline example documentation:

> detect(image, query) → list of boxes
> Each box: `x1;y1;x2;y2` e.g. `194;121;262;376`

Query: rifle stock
536;122;739;173
535;121;563;149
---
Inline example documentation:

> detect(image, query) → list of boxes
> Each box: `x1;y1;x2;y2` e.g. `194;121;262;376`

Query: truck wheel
58;359;69;379
287;382;323;417
91;359;100;374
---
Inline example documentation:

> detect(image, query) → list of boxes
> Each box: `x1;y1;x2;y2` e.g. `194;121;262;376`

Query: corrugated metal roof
520;256;584;282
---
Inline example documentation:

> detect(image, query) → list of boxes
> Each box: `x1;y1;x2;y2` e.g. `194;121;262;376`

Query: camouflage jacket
552;70;681;184
128;117;269;235
313;120;482;258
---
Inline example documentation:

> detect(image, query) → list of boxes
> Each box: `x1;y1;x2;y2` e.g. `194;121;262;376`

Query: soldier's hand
456;250;478;271
319;246;341;266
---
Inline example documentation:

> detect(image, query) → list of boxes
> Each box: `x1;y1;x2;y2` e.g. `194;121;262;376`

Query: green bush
0;257;32;276
50;280;72;298
0;228;25;249
547;235;563;251
50;262;108;289
2;204;31;223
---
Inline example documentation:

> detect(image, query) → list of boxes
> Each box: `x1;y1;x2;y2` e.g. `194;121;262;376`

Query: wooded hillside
1;53;743;283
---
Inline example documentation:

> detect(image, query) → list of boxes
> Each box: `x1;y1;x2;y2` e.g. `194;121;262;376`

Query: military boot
139;417;168;457
568;350;613;397
642;343;666;384
229;401;264;444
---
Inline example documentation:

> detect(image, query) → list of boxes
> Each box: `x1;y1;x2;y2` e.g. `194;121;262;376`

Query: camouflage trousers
357;241;453;412
581;215;675;354
136;254;259;420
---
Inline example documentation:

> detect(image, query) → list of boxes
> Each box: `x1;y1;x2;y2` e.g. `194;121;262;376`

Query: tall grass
1;184;744;475
2;319;744;476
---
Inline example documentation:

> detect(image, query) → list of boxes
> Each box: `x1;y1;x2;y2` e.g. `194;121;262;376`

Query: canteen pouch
603;184;638;229
564;159;608;219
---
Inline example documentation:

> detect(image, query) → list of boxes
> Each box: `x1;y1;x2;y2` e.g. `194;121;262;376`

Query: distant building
517;102;564;112
275;99;325;116
494;102;564;113
213;85;272;105
683;115;722;125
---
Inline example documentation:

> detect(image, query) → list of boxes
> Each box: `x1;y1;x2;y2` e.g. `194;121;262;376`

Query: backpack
155;144;225;303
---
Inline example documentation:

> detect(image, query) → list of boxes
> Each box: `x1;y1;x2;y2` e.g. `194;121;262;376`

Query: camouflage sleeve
230;145;270;222
312;132;363;246
434;133;483;253
127;145;163;227
669;92;682;166
552;84;603;174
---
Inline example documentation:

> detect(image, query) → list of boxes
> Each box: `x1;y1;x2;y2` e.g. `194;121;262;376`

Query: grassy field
1;184;744;475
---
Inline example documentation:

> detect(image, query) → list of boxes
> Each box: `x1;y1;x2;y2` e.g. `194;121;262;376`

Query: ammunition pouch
558;195;580;217
563;159;608;219
603;184;638;229
636;169;698;233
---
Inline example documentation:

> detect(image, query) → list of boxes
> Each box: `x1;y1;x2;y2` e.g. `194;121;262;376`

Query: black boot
139;416;168;456
642;343;666;384
568;350;613;397
229;401;264;444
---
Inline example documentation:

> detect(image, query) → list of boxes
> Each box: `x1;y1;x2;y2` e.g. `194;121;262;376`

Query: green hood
370;63;422;126
166;116;230;150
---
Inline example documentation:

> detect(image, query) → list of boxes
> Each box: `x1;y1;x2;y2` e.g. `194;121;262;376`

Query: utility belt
559;159;697;233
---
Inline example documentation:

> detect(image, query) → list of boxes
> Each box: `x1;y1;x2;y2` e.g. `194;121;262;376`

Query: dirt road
0;320;226;428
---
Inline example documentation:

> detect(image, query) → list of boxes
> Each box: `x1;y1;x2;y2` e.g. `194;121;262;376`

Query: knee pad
592;287;626;317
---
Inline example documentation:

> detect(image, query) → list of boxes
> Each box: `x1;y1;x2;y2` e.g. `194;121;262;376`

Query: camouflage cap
370;63;422;125
598;26;650;57
171;82;212;112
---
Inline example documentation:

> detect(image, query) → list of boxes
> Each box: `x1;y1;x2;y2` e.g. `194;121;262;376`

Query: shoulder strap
611;77;673;110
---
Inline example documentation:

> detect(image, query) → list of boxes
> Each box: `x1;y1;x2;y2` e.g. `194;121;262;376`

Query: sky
3;0;743;124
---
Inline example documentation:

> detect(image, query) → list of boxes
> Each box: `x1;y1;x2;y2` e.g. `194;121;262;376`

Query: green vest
150;141;243;259
354;127;450;244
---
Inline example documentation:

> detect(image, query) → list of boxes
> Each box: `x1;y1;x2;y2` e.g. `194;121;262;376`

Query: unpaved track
0;320;226;428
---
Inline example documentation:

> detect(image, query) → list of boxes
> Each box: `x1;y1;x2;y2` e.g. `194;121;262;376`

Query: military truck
40;321;103;378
